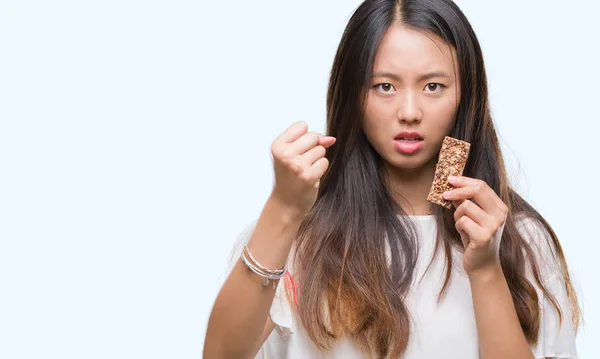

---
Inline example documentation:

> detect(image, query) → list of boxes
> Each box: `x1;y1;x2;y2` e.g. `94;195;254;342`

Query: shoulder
513;213;552;241
513;214;580;357
513;213;563;284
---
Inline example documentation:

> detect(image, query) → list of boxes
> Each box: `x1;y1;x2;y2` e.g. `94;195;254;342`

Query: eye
424;83;445;93
374;83;396;93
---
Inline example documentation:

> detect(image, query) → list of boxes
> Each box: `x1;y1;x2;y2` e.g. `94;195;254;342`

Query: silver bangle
240;245;286;287
243;244;286;275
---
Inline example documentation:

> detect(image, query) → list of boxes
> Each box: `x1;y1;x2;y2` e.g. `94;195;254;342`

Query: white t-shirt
237;215;577;359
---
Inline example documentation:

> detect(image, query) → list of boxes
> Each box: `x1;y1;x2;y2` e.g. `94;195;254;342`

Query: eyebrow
372;71;451;82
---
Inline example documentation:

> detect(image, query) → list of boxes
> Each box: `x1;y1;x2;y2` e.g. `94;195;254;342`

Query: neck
384;157;437;216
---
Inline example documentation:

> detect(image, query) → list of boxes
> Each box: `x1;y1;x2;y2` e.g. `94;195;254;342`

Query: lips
394;131;423;141
394;131;424;154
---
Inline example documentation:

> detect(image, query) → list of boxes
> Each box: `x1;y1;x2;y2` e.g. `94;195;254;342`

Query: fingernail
448;176;458;182
443;191;454;199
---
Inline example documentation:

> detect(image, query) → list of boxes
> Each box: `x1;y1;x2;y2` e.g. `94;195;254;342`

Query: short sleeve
269;277;295;335
531;274;578;358
515;215;578;359
253;278;295;359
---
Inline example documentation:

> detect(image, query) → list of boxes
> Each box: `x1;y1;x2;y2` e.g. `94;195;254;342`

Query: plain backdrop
1;0;598;358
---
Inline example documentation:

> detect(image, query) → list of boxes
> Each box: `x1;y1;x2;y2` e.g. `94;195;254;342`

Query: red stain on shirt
284;272;299;308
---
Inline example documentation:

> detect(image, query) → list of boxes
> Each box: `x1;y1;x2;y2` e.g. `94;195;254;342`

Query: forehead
372;25;458;76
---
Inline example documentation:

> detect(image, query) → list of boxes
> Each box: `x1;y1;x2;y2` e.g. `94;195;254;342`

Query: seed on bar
427;136;471;209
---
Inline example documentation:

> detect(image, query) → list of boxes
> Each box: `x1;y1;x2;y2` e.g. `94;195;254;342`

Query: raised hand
270;121;336;216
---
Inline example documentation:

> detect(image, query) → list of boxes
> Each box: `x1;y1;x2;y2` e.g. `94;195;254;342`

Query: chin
391;160;427;170
385;152;436;171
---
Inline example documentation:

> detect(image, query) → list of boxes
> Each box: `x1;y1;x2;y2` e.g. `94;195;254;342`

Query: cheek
364;95;396;129
426;98;458;130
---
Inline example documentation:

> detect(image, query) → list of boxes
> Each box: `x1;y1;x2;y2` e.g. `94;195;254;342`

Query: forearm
204;194;303;359
469;264;535;359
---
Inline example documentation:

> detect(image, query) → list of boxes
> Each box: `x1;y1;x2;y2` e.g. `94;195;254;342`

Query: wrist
467;262;504;284
267;191;306;224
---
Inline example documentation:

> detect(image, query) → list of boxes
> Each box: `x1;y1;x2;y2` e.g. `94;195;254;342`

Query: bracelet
243;245;286;276
240;244;287;288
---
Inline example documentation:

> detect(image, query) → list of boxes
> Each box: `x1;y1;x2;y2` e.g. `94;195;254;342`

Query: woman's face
363;25;461;171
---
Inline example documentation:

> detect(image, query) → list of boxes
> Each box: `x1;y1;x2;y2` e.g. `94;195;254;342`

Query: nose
396;91;422;124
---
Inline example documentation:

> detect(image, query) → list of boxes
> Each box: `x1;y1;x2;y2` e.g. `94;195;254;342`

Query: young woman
204;0;581;358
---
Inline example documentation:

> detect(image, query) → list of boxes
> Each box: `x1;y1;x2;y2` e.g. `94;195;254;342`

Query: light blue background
0;1;597;358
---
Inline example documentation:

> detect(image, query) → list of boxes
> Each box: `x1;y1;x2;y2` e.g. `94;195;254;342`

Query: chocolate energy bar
427;136;471;209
